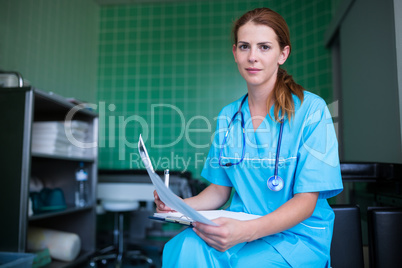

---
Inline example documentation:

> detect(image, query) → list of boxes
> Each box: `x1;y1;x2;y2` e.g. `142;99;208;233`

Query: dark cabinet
0;87;98;267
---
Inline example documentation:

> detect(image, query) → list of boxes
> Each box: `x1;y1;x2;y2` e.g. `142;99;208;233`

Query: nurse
155;7;343;267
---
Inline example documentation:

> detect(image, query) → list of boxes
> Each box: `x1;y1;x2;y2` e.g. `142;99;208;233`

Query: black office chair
330;205;364;268
367;207;402;268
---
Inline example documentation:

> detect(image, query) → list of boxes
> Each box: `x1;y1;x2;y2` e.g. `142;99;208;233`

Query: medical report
138;135;260;226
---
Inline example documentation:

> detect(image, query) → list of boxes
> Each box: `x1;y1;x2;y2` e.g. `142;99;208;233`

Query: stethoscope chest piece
267;175;284;191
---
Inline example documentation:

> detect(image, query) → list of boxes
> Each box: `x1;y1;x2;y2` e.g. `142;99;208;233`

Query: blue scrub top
201;91;343;267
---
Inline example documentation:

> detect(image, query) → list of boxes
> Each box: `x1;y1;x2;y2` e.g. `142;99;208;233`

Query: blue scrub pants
162;228;291;268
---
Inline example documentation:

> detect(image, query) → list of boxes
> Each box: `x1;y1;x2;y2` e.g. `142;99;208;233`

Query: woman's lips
246;68;261;74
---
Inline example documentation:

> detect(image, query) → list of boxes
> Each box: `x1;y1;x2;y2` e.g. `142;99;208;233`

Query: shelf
0;87;97;255
29;205;93;221
34;89;98;119
32;152;95;162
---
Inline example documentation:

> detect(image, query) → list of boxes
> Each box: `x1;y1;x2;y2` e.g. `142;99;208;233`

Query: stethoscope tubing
219;95;247;167
267;118;285;191
274;118;284;178
218;94;285;191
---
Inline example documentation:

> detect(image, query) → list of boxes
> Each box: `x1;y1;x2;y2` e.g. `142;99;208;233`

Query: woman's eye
260;45;270;51
239;44;249;50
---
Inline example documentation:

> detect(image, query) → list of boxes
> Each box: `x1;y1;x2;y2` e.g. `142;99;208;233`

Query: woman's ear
232;44;238;63
278;45;290;65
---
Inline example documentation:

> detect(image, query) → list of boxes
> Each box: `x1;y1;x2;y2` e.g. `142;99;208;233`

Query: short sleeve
201;110;233;187
294;99;343;199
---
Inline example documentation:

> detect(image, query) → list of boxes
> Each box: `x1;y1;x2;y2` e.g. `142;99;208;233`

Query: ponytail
271;68;304;121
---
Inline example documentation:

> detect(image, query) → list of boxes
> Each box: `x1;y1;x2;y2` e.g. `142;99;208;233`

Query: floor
77;246;162;268
363;246;369;268
87;210;174;268
77;236;164;268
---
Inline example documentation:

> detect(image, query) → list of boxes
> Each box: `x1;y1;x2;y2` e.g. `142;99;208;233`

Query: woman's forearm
184;183;232;211
245;192;319;242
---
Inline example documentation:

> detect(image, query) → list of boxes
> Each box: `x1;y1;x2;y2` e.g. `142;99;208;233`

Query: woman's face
233;22;289;90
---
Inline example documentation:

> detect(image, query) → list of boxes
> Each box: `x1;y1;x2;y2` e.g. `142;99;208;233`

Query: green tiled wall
97;0;338;178
0;0;99;103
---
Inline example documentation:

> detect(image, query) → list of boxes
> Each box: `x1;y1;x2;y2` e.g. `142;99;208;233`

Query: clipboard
138;135;261;226
149;210;262;229
148;215;194;227
138;135;219;226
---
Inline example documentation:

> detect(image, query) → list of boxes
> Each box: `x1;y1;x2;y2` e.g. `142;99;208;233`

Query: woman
155;7;343;267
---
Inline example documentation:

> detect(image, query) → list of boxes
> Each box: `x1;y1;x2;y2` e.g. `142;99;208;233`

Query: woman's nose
248;49;257;63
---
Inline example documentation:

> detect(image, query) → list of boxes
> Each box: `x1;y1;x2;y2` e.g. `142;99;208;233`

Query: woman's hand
193;218;252;252
153;190;175;213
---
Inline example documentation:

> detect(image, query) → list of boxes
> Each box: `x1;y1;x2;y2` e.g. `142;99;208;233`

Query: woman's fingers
193;221;225;249
153;190;175;212
193;226;228;252
154;190;165;211
194;219;228;237
193;218;245;252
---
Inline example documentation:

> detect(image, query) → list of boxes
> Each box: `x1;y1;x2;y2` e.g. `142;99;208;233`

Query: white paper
154;210;261;224
138;135;219;226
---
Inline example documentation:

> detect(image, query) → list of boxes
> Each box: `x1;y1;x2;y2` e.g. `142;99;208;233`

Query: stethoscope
218;94;285;191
